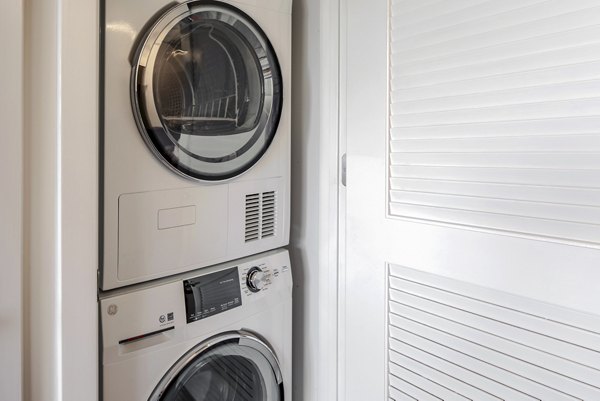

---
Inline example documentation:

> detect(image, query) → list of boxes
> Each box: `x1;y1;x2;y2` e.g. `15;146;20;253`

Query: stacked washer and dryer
99;0;292;399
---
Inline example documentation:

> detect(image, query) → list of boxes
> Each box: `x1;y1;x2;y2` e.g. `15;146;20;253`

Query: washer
100;249;292;401
101;0;292;289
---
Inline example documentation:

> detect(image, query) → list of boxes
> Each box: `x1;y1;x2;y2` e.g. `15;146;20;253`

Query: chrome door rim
131;0;282;182
148;330;284;401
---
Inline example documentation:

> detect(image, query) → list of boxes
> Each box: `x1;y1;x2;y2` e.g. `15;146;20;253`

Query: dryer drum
132;1;283;181
155;22;258;136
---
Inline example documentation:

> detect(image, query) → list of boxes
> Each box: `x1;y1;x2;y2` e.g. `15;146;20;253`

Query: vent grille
244;193;260;242
387;264;600;400
245;191;277;242
261;191;276;238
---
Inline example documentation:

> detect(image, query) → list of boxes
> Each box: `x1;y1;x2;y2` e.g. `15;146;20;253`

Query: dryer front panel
101;0;291;290
132;0;283;181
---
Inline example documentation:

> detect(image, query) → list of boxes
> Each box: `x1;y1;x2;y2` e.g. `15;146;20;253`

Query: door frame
317;0;343;401
25;0;99;400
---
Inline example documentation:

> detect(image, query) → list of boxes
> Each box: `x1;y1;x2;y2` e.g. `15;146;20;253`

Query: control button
247;266;266;293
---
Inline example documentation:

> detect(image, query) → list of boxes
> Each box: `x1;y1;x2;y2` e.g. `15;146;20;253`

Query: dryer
101;0;291;289
100;249;292;400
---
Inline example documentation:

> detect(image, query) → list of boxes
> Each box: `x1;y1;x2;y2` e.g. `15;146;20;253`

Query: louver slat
389;0;600;245
393;2;600;54
387;264;600;400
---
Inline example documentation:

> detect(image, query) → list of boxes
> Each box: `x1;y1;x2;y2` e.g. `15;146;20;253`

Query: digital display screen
183;267;242;323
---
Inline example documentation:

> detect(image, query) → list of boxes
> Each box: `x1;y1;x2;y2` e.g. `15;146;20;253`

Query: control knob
247;267;266;292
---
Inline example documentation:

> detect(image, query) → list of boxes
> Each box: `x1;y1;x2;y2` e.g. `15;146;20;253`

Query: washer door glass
151;333;283;401
132;1;283;181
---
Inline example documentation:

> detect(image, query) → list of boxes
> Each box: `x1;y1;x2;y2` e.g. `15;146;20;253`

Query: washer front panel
132;0;283;181
100;249;293;401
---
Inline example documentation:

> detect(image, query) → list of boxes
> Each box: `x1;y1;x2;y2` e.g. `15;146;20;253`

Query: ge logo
159;315;166;323
107;305;118;316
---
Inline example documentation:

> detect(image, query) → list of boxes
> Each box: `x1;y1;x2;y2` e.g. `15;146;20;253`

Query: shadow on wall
290;0;321;400
290;0;307;398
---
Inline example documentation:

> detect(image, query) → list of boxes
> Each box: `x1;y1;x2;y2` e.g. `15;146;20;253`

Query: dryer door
149;331;284;401
132;0;283;181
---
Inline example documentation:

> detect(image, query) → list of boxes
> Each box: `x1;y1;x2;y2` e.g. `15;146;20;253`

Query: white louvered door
342;1;600;400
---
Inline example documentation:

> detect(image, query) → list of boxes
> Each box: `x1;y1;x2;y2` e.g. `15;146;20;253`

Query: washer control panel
241;261;275;295
100;249;292;352
246;266;267;292
183;266;242;323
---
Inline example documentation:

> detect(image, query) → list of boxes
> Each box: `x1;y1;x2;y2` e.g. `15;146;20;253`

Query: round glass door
132;0;283;181
149;332;284;401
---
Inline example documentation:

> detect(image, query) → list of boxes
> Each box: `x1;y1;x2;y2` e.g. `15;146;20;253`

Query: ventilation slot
261;191;276;238
245;191;277;243
387;264;600;400
244;193;260;242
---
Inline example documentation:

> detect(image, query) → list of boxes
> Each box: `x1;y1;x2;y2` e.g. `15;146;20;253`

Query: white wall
0;1;24;399
291;0;322;398
291;0;340;400
57;1;99;399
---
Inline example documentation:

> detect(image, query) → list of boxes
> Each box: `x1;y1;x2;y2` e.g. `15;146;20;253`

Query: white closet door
342;1;600;400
